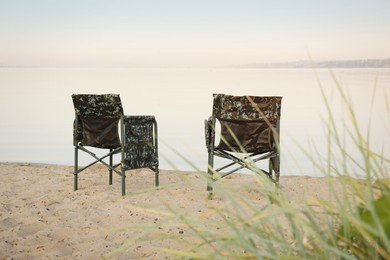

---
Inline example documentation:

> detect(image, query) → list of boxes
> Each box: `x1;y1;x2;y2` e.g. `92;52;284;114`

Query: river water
1;68;389;177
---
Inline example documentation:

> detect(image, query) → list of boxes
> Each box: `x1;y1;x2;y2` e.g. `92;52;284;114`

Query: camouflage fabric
212;94;282;122
212;94;282;153
72;94;123;148
122;116;159;170
72;94;123;118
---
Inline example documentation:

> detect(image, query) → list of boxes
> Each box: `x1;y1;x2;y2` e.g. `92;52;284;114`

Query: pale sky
1;0;389;67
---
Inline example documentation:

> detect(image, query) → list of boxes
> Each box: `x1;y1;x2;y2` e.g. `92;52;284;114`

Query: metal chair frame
205;94;282;198
72;94;158;196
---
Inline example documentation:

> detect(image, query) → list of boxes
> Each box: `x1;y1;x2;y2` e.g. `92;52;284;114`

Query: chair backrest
72;94;123;118
72;94;124;149
122;116;158;170
212;94;282;153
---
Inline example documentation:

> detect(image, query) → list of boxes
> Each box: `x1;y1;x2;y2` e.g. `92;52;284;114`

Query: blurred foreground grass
106;72;389;259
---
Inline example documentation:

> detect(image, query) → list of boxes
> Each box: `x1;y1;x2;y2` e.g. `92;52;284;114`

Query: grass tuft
107;71;389;259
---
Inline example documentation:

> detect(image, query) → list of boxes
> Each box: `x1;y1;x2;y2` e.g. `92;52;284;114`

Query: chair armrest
73;118;83;146
205;117;215;151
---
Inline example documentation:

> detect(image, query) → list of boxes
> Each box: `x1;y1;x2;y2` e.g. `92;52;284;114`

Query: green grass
106;71;389;259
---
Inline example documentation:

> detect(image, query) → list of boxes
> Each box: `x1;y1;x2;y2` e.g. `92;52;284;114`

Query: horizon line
1;58;389;69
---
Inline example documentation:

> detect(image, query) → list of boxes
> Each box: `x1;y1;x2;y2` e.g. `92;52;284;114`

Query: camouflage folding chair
205;94;282;198
72;94;124;193
72;94;159;196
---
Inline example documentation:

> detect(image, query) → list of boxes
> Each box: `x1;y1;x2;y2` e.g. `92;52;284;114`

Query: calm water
0;68;389;176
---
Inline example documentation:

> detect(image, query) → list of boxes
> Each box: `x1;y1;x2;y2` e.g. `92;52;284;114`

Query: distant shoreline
239;58;390;69
1;58;390;69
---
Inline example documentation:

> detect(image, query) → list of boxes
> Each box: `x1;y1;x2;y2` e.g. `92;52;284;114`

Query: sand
0;162;346;259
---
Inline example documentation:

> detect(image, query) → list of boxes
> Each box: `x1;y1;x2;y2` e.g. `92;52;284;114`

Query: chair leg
74;145;79;191
74;173;78;191
121;172;126;196
109;149;113;185
270;156;280;186
275;155;280;186
269;159;274;182
155;167;159;188
207;151;214;200
207;171;213;199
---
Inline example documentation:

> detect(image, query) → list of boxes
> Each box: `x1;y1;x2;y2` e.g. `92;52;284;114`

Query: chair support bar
75;146;122;176
214;150;276;173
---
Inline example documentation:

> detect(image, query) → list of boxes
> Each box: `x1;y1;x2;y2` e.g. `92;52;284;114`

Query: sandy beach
0;162;347;259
